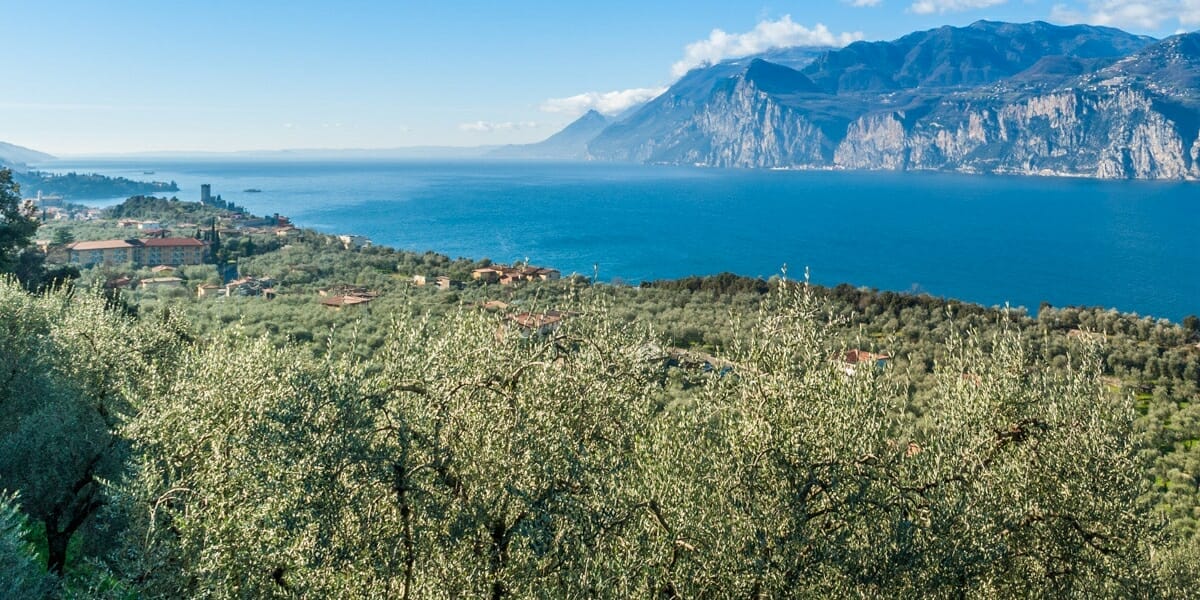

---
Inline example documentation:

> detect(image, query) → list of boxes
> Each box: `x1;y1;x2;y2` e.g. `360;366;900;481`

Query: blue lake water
34;158;1199;321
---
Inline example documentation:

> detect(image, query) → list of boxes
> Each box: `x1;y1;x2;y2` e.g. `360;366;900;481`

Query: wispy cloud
1051;0;1200;29
671;15;864;77
540;87;668;117
845;0;884;6
910;0;1007;14
0;102;120;111
458;121;540;133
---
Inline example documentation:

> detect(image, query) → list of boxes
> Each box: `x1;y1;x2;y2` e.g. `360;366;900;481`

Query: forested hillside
3;188;1200;597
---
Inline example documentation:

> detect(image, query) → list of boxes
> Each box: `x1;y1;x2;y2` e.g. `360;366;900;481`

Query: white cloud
457;121;539;133
540;87;669;117
1051;0;1200;29
671;16;864;77
910;0;1007;14
846;0;883;5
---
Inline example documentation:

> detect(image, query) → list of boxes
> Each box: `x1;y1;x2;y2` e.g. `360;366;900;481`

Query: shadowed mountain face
580;21;1200;180
800;20;1154;93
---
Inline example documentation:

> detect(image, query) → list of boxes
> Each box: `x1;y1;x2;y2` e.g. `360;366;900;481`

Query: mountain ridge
0;141;55;169
520;21;1199;180
488;109;609;159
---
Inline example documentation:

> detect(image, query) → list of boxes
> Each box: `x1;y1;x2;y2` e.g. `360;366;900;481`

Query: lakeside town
27;186;639;343
28;185;911;371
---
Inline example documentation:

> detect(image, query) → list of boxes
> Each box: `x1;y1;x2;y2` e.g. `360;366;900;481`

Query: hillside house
225;277;276;298
320;295;374;309
196;283;222;298
837;349;892;376
473;264;560;285
104;276;133;290
338;235;372;250
67;238;207;267
507;311;566;337
472;268;502;283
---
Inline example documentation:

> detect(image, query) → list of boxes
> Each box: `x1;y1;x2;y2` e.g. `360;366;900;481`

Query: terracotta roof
68;237;206;251
320;295;374;307
510;311;564;329
141;237;206;247
842;349;891;364
69;239;138;251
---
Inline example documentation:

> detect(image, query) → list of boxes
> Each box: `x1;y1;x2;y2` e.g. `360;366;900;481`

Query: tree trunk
46;523;70;575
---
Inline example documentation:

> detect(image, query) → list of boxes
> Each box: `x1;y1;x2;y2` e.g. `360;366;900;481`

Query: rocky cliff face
833;87;1200;179
668;78;833;167
585;22;1200;180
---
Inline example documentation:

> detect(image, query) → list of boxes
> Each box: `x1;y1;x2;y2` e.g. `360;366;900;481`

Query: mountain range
519;21;1200;180
0;141;54;169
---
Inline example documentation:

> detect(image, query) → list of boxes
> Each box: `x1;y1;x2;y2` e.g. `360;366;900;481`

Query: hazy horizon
3;1;1198;156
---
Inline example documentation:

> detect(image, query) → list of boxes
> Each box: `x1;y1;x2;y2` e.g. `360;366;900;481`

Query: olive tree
116;282;1179;597
0;492;55;599
121;301;665;598
632;282;1163;597
0;278;188;575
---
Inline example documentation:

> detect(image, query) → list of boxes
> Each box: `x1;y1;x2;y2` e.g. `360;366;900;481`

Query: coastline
28;158;1200;323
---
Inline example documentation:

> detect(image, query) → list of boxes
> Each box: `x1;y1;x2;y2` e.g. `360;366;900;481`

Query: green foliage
0;168;39;275
50;227;75;246
109;282;1181;597
7;216;1200;596
14;171;178;200
104;195;224;222
0;492;55;599
0;277;190;576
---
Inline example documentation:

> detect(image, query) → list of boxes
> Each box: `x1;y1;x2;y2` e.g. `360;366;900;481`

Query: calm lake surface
37;158;1199;321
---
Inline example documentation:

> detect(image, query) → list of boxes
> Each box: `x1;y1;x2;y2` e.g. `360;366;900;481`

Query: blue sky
2;0;1197;155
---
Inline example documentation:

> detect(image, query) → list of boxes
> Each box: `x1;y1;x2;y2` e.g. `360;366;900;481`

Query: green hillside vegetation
4;188;1200;597
15;171;178;200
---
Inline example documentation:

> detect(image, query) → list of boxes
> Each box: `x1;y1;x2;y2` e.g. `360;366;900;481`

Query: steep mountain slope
589;48;829;164
587;21;1200;179
0;141;54;168
489;110;609;159
835;31;1200;179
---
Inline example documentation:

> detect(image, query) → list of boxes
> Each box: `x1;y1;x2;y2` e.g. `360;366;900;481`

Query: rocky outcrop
830;88;1200;179
690;79;832;167
834;113;908;170
585;23;1200;180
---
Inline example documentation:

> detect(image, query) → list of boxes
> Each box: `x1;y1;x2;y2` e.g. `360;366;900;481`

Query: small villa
472;264;561;285
837;349;892;376
320;295;374;309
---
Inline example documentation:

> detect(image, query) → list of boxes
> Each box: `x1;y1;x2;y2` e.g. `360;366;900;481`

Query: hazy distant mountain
586;21;1200;180
489;110;610;159
85;146;502;160
0;141;54;168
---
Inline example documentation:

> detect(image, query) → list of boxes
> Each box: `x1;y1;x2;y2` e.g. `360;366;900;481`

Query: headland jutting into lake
33;158;1199;322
